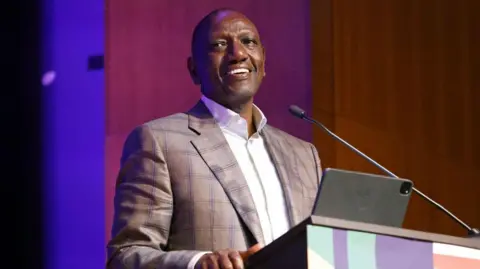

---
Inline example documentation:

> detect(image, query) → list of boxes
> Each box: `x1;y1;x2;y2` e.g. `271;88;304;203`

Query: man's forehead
207;11;259;35
191;9;260;57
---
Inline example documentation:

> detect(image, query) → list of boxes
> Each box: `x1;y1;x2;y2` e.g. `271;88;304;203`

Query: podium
247;216;480;269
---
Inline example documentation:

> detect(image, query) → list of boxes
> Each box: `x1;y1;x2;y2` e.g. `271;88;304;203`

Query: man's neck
238;102;256;137
226;100;256;138
203;94;258;137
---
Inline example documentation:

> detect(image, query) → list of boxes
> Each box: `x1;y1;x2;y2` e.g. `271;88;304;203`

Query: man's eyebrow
210;29;257;38
238;31;259;37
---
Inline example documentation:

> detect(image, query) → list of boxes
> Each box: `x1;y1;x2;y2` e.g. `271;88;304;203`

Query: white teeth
228;68;249;75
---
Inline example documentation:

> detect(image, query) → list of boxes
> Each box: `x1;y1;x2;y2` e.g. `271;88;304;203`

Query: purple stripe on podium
333;229;349;269
375;234;434;269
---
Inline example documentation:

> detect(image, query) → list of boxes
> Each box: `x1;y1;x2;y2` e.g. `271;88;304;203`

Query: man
107;8;322;269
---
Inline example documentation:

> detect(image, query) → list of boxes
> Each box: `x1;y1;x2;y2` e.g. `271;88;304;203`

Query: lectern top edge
309;215;480;250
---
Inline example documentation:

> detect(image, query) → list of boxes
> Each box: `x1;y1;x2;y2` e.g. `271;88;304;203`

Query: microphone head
289;105;306;119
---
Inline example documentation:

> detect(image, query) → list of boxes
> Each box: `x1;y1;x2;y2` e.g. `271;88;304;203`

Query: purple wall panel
105;0;313;242
42;0;105;268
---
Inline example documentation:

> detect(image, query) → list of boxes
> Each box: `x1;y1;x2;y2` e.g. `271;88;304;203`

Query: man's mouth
227;68;250;75
224;68;252;80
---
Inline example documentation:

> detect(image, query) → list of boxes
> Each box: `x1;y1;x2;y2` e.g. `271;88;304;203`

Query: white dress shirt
187;96;290;268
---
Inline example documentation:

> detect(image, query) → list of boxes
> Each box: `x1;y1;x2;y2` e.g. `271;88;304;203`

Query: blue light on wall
42;0;105;267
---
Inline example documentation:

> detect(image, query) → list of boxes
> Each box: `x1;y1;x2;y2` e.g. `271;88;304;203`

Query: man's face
189;11;266;109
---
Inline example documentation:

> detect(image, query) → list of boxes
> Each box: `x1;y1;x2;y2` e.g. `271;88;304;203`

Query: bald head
190;8;257;60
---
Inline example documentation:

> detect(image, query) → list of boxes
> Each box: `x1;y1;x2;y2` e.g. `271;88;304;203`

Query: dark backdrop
5;1;44;268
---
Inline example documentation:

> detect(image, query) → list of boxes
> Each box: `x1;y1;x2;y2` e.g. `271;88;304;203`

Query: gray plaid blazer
107;101;322;269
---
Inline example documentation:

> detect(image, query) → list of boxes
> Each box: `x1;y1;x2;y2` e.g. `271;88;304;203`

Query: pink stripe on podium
433;254;480;268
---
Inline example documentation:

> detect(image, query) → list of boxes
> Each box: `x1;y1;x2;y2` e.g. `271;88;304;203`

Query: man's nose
227;40;248;62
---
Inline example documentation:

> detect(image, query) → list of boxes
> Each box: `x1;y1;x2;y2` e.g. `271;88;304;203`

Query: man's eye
211;42;226;48
242;38;257;45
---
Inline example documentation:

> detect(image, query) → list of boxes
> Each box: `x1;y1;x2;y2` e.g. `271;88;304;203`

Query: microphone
289;105;480;237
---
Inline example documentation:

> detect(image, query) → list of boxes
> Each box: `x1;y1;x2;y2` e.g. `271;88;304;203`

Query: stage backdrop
105;0;313;243
106;0;480;247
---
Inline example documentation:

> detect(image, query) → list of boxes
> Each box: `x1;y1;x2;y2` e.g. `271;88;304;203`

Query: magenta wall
105;0;313;242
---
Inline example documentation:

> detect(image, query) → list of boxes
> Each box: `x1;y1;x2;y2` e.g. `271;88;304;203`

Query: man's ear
187;56;201;85
262;47;266;77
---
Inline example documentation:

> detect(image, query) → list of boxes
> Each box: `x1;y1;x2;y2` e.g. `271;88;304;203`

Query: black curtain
5;1;44;268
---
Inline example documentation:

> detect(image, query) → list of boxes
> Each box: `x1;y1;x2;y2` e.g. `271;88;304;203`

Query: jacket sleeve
106;125;205;269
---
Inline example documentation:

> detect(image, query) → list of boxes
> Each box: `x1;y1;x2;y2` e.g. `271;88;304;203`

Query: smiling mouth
224;68;252;80
227;68;250;75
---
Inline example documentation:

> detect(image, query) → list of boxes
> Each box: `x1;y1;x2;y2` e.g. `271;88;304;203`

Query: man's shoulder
142;112;189;131
122;113;192;151
126;112;191;141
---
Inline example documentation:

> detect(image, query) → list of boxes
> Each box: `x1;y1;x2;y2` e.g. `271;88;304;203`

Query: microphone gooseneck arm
289;105;480;237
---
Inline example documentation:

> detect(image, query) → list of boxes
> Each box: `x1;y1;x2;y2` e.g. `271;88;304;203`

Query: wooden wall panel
311;0;336;169
312;0;480;236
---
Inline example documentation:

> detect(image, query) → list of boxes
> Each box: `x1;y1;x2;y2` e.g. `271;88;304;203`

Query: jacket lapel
187;101;266;246
261;126;304;226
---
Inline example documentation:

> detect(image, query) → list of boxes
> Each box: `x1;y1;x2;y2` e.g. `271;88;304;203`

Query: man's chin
220;86;257;111
224;83;257;96
225;87;256;101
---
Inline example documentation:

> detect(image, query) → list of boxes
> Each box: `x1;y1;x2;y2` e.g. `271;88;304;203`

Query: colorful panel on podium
307;225;480;269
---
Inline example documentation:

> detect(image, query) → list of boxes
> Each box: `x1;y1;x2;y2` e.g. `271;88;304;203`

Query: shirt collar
201;95;267;139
